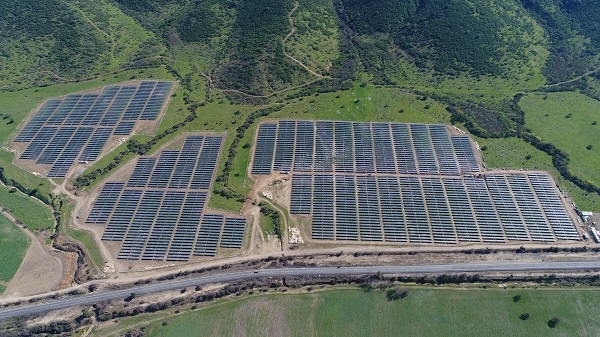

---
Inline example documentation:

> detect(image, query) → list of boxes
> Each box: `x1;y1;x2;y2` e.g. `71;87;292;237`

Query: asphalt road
2;261;600;321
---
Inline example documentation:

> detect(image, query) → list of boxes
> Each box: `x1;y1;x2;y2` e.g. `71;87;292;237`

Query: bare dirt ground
0;206;64;298
3;234;64;298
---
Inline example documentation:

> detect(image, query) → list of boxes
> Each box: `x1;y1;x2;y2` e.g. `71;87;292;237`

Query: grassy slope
0;186;54;231
286;0;340;74
145;287;600;337
520;92;600;185
0;213;29;285
0;0;163;91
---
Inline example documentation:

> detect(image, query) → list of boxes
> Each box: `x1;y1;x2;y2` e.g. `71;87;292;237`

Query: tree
519;312;530;320
386;289;409;301
586;144;593;150
548;316;560;328
513;294;522;303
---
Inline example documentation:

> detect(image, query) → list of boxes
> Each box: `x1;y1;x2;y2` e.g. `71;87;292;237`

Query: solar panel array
251;120;580;244
252;121;480;176
14;81;174;178
291;173;579;243
86;135;247;262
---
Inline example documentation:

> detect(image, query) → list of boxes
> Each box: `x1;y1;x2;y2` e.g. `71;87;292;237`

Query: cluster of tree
216;104;283;186
0;0;109;78
520;0;600;83
258;202;283;241
340;0;508;78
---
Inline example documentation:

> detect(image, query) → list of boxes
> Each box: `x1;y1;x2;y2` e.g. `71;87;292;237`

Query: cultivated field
0;213;29;288
145;287;600;337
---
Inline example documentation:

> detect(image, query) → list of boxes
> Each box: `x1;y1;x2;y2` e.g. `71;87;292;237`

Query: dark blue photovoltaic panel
20;127;59;160
251;120;578;245
169;136;203;188
37;127;77;164
273;120;295;171
312;174;334;240
15;81;174;177
142;191;186;261
113;121;135;135
128;157;157;188
190;136;222;189
118;190;165;260
194;214;224;256
251;123;277;175
334;122;354;173
293;121;314;171
140;82;173;120
102;189;143;241
220;218;246;248
86;134;238;262
167;191;207;261
86;182;125;224
15;100;60;142
79;128;112;162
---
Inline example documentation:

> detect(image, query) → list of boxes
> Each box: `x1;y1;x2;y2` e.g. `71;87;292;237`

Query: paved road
2;261;600;321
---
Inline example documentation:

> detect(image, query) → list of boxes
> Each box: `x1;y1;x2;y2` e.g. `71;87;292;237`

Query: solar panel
220;217;246;248
15;81;175;177
194;214;224;256
251;123;277;175
86;134;244;262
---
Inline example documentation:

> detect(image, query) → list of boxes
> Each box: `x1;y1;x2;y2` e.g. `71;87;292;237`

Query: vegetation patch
0;185;53;231
0;213;29;284
520;92;600;187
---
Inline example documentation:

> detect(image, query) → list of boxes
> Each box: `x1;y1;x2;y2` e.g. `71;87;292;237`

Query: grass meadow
142;287;600;337
0;186;54;231
0;213;29;286
520;92;600;186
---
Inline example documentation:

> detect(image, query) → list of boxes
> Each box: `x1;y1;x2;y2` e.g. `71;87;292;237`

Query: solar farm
12;81;174;178
251;120;581;245
85;134;247;262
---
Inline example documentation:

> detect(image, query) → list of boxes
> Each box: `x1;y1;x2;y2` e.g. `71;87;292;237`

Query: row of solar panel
14;82;174;177
15;81;172;143
126;136;222;190
251;121;480;176
87;186;246;261
291;173;579;243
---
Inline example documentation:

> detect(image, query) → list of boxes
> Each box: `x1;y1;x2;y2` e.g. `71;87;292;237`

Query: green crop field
0;186;54;231
0;212;30;285
144;287;600;337
521;92;600;186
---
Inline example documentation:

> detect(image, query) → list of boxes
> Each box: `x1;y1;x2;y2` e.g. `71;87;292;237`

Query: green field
143;287;600;337
520;92;600;186
0;186;54;231
0;213;30;285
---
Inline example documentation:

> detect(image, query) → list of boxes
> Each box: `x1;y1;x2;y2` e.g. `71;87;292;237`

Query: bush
519;312;530;320
513;294;522;303
548;316;560;328
386;288;408;301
